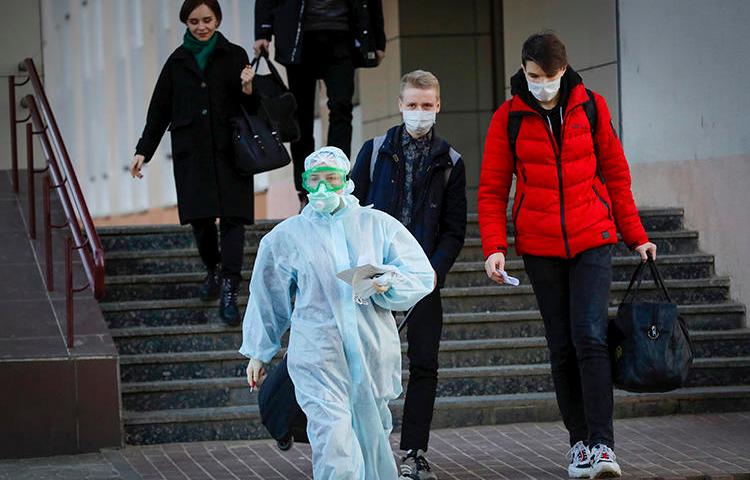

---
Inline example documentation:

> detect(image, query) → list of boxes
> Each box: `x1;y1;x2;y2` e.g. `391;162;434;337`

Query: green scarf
182;29;218;71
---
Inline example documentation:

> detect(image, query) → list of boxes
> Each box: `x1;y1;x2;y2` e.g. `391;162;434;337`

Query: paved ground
2;413;750;480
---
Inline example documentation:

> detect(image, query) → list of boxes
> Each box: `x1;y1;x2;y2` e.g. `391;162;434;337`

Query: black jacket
255;0;386;66
135;33;259;225
352;125;467;288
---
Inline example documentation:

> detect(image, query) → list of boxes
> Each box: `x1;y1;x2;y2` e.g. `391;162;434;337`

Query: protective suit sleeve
239;234;294;363
371;219;435;311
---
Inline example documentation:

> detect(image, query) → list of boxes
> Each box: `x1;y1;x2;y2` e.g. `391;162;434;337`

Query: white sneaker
566;441;592;478
589;444;621;478
399;449;437;480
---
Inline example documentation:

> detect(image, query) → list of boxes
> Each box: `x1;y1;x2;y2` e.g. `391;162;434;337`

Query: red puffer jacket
478;72;648;259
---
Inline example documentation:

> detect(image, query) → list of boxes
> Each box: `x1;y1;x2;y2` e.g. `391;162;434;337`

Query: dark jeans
190;217;246;284
523;245;614;449
400;288;443;452
286;30;355;193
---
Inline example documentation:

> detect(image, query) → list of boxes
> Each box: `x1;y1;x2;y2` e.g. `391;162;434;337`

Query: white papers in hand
496;269;520;286
337;264;391;305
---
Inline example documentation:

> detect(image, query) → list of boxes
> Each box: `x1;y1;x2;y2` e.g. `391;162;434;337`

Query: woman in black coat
130;0;258;325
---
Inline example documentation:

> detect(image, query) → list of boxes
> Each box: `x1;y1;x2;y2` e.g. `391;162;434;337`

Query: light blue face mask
307;183;342;214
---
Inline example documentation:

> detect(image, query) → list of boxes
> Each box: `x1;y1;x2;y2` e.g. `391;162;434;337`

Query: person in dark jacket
130;0;259;326
478;32;657;479
254;0;386;208
351;70;467;480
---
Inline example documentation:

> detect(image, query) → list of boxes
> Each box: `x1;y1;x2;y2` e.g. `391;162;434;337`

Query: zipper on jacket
290;0;306;63
414;163;436;213
592;185;613;220
537;109;574;258
512;192;525;224
536;103;583;257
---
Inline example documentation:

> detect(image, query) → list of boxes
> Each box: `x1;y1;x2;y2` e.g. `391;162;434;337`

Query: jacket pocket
168;116;194;131
592;185;613;221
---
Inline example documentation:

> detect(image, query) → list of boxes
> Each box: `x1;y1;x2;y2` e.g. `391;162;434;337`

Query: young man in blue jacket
351;70;467;480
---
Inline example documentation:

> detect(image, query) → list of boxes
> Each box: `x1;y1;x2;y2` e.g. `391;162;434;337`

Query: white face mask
402;110;436;137
527;76;562;103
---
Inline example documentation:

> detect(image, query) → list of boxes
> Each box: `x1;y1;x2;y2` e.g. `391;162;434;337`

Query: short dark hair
521;31;568;76
179;0;222;24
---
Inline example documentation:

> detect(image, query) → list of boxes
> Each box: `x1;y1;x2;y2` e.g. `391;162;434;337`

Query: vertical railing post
26;122;36;239
8;76;18;193
66;236;74;348
43;174;54;291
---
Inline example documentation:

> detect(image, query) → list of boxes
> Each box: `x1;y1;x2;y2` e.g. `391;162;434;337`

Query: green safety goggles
301;166;348;193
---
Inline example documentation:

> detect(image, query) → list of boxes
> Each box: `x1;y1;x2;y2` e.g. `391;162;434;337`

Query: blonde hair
399;70;440;99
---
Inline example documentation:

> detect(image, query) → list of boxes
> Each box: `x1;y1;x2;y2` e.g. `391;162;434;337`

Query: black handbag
258;355;309;451
230;105;291;176
258;309;414;451
609;258;694;393
250;54;301;143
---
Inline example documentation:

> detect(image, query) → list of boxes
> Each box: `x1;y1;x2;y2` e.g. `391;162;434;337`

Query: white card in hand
336;264;388;285
496;269;520;286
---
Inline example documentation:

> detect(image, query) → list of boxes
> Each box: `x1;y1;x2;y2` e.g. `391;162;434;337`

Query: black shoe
199;265;221;301
220;277;241;326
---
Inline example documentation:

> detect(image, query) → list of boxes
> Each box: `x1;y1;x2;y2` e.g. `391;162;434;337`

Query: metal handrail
22;58;105;299
7;58;106;347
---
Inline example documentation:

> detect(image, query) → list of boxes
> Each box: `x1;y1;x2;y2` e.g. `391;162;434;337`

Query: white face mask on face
526;74;562;103
307;184;342;214
402;110;436;137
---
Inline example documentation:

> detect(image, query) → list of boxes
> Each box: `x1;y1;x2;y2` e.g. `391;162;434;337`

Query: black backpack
507;89;598;166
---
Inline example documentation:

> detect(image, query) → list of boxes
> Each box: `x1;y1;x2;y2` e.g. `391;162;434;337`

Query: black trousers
286;30;355;193
400;288;443;452
190;217;246;284
523;245;615;449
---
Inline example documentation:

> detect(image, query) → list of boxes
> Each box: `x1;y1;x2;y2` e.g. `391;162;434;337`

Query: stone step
99;222;277;253
121;384;750;445
456;230;700;262
102;254;715;302
101;277;733;329
440;303;746;340
108;303;746;353
120;357;750;412
106;246;260;276
103;229;700;278
445;254;714;288
439;277;731;313
98;208;685;253
117;329;750;382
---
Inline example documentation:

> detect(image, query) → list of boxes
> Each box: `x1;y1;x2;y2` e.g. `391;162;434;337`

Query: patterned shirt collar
401;127;433;150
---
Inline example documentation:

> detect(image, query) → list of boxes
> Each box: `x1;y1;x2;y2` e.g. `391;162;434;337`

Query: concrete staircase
97;208;750;445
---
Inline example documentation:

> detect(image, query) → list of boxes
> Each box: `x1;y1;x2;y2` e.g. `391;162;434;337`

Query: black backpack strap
507;111;524;174
583;89;603;182
583;88;598;139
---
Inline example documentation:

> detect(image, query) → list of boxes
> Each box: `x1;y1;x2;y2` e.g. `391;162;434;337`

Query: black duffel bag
258;355;308;451
258;309;414;451
251;53;300;143
230;105;291;176
609;257;693;393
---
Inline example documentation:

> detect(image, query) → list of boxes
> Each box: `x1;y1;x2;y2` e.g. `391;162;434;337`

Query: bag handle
620;255;673;305
647;256;673;303
250;53;288;90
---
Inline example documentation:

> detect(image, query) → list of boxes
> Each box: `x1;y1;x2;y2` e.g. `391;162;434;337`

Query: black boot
219;277;241;326
199;264;221;301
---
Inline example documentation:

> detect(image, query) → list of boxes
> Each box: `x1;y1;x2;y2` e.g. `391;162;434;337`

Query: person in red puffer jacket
478;32;657;479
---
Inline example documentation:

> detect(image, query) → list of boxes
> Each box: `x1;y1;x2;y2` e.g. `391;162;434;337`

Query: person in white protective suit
239;146;435;480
